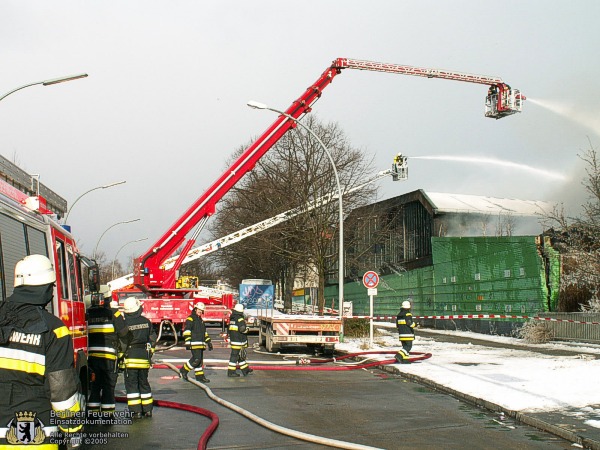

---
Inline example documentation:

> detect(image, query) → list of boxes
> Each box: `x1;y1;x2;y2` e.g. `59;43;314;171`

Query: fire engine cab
0;155;92;398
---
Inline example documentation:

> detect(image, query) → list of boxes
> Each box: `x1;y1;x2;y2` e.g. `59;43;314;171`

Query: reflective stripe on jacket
228;311;248;349
396;308;415;341
182;314;211;350
0;298;82;447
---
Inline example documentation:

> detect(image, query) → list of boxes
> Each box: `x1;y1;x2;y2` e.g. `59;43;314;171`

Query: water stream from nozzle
410;155;566;180
527;97;600;136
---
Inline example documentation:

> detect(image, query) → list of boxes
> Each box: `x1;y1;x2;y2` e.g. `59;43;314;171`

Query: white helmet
401;300;411;309
234;303;244;313
194;302;206;311
123;297;141;313
14;255;56;287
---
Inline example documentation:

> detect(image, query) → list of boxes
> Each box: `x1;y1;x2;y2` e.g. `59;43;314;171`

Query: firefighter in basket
179;302;213;383
0;255;83;448
227;303;253;377
86;288;129;418
121;297;156;419
395;300;417;364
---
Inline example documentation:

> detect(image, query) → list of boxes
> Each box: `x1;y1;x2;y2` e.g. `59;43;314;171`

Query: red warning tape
349;314;600;325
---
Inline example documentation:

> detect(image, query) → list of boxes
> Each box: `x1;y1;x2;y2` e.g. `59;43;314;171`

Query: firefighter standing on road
86;290;129;417
395;300;416;364
179;302;212;383
0;255;83;448
227;303;253;377
121;297;156;419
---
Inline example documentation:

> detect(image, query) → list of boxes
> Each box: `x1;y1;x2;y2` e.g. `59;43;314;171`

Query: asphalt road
79;327;574;449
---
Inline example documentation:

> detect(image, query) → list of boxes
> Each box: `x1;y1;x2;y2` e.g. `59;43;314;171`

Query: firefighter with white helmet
227;302;252;377
0;255;83;447
121;297;156;418
395;300;416;364
86;285;129;418
179;301;213;382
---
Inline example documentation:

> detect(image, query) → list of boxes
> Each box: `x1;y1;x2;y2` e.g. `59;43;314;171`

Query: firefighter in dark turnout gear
395;300;416;364
179;302;212;383
0;255;83;448
121;297;156;419
86;291;129;417
227;303;252;377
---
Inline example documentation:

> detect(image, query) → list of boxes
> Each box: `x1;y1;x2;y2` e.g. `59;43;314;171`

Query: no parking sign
363;270;379;348
362;271;379;289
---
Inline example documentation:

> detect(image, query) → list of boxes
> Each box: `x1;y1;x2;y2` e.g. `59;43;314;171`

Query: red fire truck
0;155;93;396
116;57;524;351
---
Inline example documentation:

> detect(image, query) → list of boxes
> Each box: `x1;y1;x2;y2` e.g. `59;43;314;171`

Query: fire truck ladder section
133;57;524;297
108;156;407;292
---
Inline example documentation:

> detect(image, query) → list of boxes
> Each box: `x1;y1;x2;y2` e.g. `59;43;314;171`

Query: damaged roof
423;191;554;217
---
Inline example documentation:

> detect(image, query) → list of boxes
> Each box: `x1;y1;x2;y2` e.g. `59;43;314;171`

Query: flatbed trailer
256;311;342;355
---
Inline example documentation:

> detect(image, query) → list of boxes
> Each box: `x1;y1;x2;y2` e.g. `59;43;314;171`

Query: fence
536;313;600;344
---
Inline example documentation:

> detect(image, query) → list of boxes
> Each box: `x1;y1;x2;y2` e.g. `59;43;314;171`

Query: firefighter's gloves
207;342;213;351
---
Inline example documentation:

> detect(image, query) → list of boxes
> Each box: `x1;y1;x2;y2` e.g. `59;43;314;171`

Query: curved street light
0;74;88;103
247;100;345;330
112;237;148;280
94;219;141;260
64;180;126;224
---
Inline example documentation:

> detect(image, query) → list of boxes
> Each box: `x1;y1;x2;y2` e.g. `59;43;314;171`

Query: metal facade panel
431;236;549;315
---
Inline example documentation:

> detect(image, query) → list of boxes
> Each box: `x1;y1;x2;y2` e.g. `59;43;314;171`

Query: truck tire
322;345;335;357
266;326;280;353
259;329;266;347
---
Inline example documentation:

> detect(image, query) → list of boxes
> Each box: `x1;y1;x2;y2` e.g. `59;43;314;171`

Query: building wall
326;236;560;334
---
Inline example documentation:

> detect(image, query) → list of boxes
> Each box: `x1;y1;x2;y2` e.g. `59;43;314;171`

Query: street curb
379;362;600;450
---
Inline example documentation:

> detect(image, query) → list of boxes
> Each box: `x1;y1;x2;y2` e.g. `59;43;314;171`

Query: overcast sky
1;1;599;273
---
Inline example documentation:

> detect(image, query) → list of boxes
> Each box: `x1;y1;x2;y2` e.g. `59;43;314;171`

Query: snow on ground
336;324;600;419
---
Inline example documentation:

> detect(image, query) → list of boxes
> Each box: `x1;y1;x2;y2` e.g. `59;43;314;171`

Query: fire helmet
194;302;206;311
14;255;56;287
123;297;142;313
401;300;411;309
234;303;244;313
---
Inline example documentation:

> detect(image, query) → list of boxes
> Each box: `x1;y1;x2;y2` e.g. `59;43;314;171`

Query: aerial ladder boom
133;57;523;293
109;155;408;293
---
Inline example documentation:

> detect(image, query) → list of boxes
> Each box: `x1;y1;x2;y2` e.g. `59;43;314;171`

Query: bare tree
211;115;376;312
543;139;600;311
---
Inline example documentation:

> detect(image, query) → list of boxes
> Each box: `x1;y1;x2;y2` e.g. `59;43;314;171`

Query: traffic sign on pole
363;271;379;289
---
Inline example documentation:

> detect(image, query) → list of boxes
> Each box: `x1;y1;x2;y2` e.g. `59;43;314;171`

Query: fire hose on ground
130;350;432;449
114;395;218;450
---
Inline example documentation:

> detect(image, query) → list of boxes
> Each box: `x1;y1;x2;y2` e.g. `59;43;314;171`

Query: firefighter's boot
228;370;240;378
242;367;253;376
196;375;210;383
179;367;189;381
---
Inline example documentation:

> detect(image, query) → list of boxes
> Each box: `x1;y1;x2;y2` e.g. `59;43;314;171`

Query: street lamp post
65;181;127;224
0;74;88;103
247;101;345;332
112;238;148;280
94;219;141;260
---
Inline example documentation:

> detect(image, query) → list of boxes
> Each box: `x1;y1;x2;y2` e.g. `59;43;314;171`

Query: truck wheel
266;327;280;353
322;345;335;357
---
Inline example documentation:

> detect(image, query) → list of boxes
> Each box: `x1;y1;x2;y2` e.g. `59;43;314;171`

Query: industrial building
324;189;560;334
